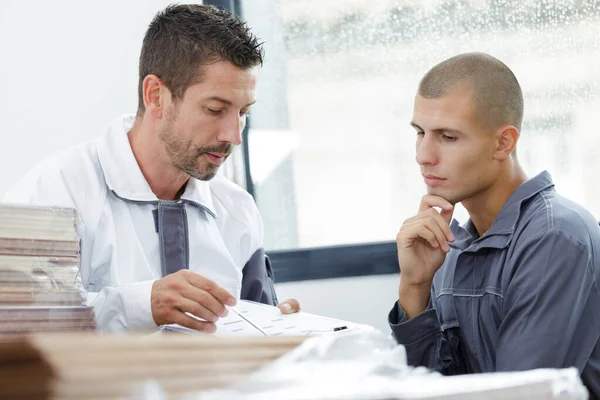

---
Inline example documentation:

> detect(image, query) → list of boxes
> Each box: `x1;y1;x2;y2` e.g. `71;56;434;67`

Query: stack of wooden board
0;332;306;400
0;204;95;338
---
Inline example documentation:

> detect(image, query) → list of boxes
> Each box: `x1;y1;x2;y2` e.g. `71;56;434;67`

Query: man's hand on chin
277;298;301;314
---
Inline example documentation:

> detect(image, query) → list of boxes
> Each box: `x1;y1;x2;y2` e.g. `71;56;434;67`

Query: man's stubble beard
159;110;232;181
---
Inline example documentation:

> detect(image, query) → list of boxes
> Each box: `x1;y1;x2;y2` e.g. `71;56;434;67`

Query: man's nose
217;114;243;146
415;134;438;165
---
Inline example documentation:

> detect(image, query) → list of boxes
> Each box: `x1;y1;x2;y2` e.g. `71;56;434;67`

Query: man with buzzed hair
389;52;600;398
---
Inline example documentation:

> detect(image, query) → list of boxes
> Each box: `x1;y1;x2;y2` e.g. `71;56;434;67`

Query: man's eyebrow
431;127;463;135
409;122;463;135
205;96;256;108
205;96;232;105
410;122;422;130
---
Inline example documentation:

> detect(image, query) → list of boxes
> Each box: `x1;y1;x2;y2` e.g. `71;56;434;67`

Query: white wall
0;0;175;196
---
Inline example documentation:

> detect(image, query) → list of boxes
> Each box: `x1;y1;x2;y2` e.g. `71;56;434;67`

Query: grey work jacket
389;171;600;399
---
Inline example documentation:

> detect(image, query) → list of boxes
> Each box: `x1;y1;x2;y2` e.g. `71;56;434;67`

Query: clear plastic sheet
0;255;84;306
178;329;587;400
187;329;435;400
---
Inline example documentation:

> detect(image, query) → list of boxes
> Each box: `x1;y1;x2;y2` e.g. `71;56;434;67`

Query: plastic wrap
0;255;85;305
181;329;588;400
188;329;434;400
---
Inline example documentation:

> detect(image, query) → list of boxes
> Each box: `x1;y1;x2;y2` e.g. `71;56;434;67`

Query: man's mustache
196;144;233;157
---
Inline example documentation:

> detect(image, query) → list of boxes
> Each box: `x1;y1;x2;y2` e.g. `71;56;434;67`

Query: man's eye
207;108;222;115
416;131;424;136
443;135;457;142
239;110;250;117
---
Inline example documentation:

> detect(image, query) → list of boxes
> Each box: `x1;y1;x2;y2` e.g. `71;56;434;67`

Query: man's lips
205;152;227;165
422;174;446;186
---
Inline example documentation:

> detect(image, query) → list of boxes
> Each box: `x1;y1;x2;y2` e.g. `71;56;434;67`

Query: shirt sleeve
388;294;468;374
4;160;159;332
240;248;278;306
88;280;157;331
496;228;600;372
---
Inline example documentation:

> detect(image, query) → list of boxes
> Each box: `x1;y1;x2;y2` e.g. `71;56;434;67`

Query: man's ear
493;125;519;161
142;74;169;120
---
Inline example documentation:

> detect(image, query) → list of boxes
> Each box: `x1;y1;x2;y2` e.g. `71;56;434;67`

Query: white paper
162;300;364;337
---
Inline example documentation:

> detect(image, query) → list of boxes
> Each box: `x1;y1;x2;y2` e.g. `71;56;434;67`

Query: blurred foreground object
0;332;306;399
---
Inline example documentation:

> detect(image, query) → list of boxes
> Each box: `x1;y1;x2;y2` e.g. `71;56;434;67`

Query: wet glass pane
243;0;600;250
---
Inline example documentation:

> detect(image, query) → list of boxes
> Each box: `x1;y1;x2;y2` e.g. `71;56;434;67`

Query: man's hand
397;195;454;318
151;269;236;333
277;298;301;314
397;195;455;285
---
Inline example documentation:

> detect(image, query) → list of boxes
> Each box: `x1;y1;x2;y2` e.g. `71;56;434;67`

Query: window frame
205;0;399;283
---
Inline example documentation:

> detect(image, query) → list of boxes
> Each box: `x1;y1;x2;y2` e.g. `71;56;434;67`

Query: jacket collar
96;115;217;217
450;171;554;251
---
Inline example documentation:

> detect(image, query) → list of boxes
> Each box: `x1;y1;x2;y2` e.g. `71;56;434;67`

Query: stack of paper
162;300;363;337
0;204;81;257
0;332;306;400
0;204;95;338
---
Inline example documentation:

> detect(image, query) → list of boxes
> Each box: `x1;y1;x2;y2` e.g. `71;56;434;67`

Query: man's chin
426;187;443;197
426;188;457;204
185;165;219;181
192;171;218;181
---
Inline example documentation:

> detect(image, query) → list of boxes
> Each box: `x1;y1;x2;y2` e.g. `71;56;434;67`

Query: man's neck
127;117;189;201
462;163;528;237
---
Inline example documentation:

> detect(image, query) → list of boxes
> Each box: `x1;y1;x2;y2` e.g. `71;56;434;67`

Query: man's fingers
171;311;217;334
277;298;300;314
440;206;455;226
404;225;438;248
184;271;236;307
418;195;453;213
177;297;221;323
426;208;455;242
400;220;450;252
401;209;455;243
180;284;229;319
421;218;451;252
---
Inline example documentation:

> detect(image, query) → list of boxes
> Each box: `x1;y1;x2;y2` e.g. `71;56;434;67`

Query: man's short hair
137;4;264;114
418;52;524;131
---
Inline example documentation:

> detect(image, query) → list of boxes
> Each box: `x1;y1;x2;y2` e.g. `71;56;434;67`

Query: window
241;0;600;252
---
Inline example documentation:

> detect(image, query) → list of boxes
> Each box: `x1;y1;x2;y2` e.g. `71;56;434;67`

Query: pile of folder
0;204;95;338
0;332;306;400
